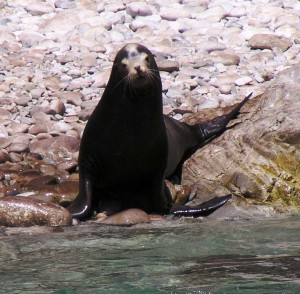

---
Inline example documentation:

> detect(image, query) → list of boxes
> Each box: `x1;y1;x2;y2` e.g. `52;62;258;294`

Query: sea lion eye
121;60;128;69
145;55;150;63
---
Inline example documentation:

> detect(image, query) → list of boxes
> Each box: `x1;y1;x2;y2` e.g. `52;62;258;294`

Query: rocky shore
1;0;300;226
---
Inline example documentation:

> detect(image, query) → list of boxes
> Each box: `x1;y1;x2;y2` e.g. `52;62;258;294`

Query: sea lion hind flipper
193;93;252;142
170;194;232;217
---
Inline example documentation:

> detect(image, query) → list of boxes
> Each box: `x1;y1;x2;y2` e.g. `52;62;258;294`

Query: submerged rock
0;196;72;227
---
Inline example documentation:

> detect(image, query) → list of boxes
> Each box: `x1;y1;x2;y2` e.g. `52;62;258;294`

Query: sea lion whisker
111;74;129;94
147;70;159;85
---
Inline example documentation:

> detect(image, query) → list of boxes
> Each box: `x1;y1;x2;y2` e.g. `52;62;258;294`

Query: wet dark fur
67;43;250;220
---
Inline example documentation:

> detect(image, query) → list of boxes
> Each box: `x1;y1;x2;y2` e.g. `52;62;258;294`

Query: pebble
249;34;293;52
126;2;152;17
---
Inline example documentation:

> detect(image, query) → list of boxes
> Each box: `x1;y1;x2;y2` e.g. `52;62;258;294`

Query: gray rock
182;63;300;213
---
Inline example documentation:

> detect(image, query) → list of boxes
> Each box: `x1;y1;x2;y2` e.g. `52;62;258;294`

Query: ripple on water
0;216;299;293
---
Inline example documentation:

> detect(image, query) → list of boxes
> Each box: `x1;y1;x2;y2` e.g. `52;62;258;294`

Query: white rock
235;76;253;86
196;6;226;22
126;2;152;17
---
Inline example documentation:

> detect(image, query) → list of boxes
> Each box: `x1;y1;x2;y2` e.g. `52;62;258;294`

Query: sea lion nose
134;65;141;73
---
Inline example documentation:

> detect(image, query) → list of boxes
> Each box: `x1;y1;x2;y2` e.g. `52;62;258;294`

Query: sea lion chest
79;97;168;188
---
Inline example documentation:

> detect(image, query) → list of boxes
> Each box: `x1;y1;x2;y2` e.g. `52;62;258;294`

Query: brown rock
78;108;93;121
31;111;51;122
7;143;29;153
249;34;293;52
61;91;83;106
157;58;180;72
49;100;66;116
29;135;80;159
0;150;10;163
7;122;29;135
209;52;240;65
0;196;72;227
29;123;51;135
99;209;150;226
44;76;61;92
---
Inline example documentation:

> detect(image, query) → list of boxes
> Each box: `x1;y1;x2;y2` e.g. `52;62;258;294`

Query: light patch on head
124;43;139;58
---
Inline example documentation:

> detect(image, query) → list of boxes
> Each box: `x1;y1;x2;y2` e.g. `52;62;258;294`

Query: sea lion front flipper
193;93;252;142
170;194;232;217
67;176;93;220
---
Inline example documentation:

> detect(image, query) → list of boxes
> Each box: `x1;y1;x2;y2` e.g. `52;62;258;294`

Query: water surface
0;215;299;293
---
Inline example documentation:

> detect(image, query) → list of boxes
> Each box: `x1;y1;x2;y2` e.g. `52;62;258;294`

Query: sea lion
67;43;250;220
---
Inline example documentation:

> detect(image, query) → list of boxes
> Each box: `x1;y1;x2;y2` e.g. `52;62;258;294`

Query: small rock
249;34;293;52
51;121;72;133
0;150;10;163
99;208;150;226
25;2;54;16
209;52;240;66
0;196;72;227
29;135;80;159
29;123;51;135
126;2;152;17
49;100;66;116
7;122;29;135
54;0;76;9
157;58;179;72
0;108;12;120
7;143;29;153
235;76;253;86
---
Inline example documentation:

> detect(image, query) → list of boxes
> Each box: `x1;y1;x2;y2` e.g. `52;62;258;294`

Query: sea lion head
112;43;161;92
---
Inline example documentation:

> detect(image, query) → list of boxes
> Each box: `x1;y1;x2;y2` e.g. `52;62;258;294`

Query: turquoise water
0;216;299;293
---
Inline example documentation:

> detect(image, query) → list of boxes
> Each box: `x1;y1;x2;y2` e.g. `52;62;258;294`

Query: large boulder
183;63;300;216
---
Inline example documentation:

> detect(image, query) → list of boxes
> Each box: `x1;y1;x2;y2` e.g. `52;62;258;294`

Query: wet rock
23;180;78;205
29;135;80;160
249;34;293;52
0;196;72;227
54;0;76;9
98;209;150;226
